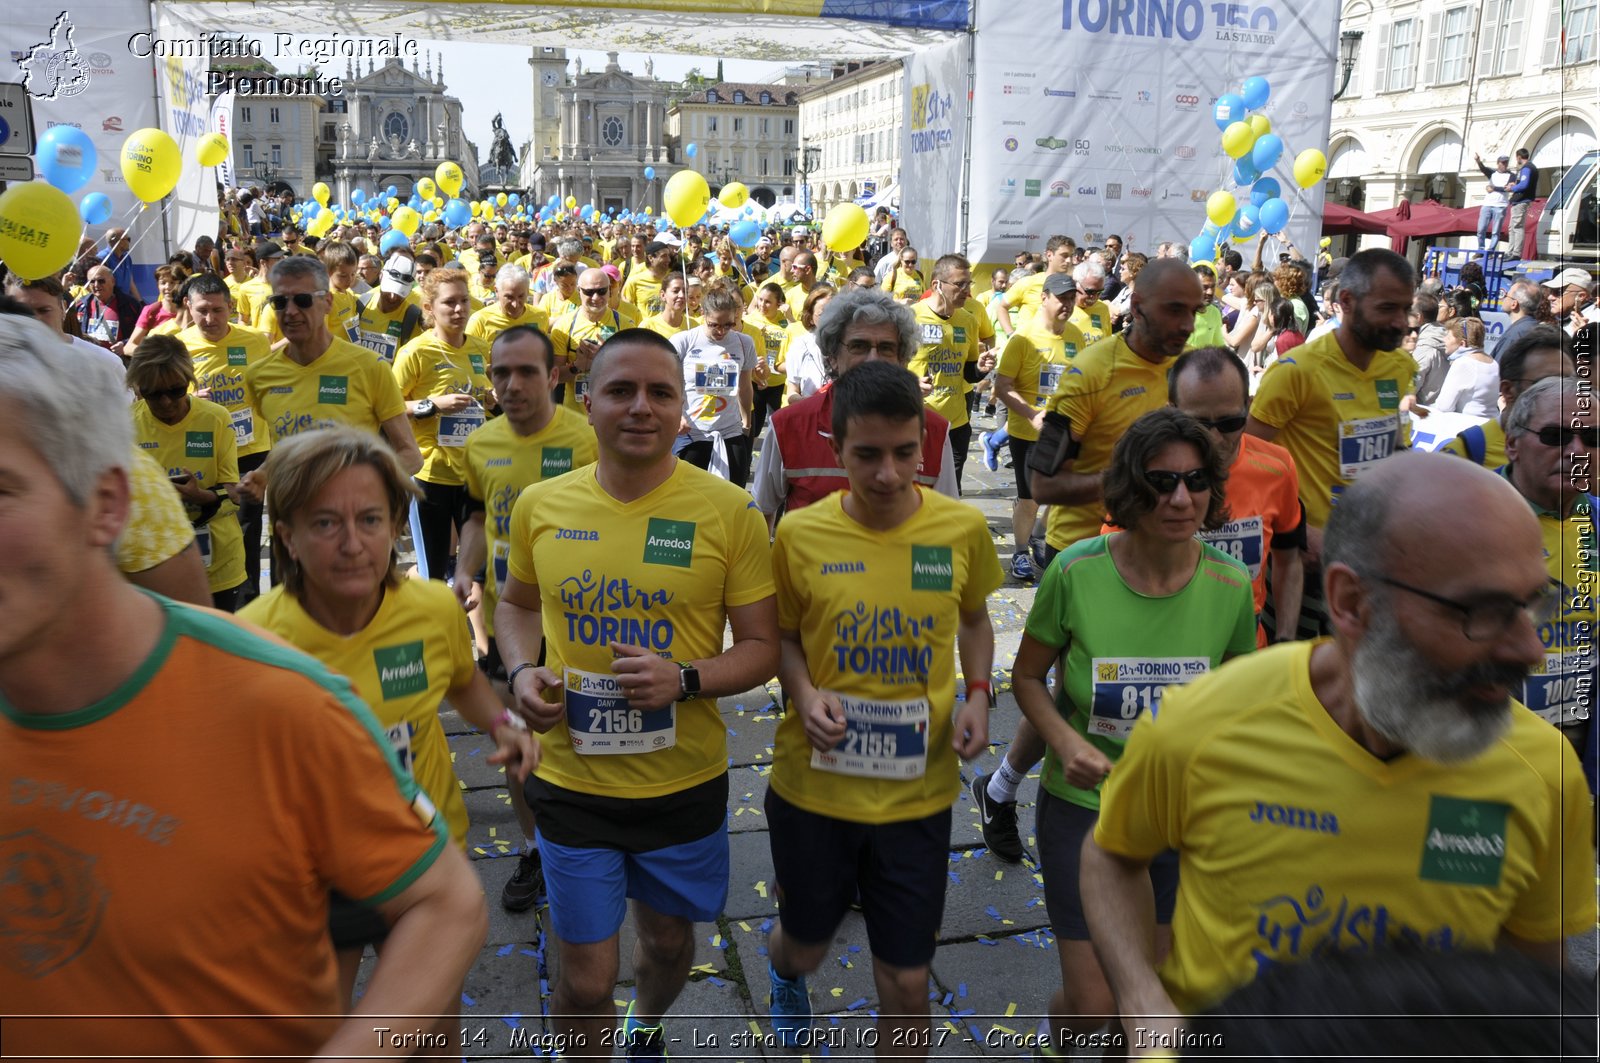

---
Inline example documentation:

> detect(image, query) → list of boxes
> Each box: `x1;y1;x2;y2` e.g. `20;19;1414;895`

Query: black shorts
1009;438;1034;499
765;789;951;968
1036;789;1177;941
328;890;389;949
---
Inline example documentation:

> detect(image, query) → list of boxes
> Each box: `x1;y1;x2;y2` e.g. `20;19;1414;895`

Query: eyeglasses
1143;468;1212;494
1526;424;1600;448
1188;413;1248;434
579;286;609;298
704;318;739;332
1376;575;1561;642
140;386;188;403
842;339;903;358
267;291;327;311
940;279;972;291
1078;287;1104;298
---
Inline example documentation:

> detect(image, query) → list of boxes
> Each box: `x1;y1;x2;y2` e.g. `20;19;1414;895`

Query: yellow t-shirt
1518;487;1599;726
1439;417;1508;471
638;313;695;340
246;338;408;445
1249;330;1417;528
961;294;997;347
392;333;494;486
1044;333;1177;549
770;490;1003;823
621;270;666;318
179;323;274;459
506;460;774;799
538;287;579;321
908;301;981;429
881;264;926;302
116;445;195;575
1001;271;1048;326
355;292;426;365
466;302;549;346
994;318;1085;441
1069;301;1114;345
239;578;478;847
549;307;625;414
234;276;271;327
1094;641;1598;1013
743;313;789;388
464;407;598;636
255;290;360;344
223;275;249;320
780;280;811;322
131;397;244;593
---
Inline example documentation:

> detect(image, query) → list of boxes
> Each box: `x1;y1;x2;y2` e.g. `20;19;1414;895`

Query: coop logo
1174;145;1197;159
1175;94;1200;107
1105;183;1122;200
1043;87;1076;99
14;12;91;100
1050;181;1070;198
1004;137;1018;152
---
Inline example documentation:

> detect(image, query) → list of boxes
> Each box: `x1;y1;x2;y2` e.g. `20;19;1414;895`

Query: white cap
1542;267;1593;290
380;254;416;296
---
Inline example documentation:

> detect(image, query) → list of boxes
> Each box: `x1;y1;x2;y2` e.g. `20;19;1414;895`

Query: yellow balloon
312;182;331;207
417;177;437;201
644;206;653;216
565;196;578;209
307;208;335;238
717;182;749;209
387;197;399;210
120;127;181;204
1206;190;1238;228
821;203;870;252
663;169;710;228
0;182;79;279
195;132;230;168
430;197;442;210
483;206;495;221
1247;114;1271;138
392;206;421;237
496;192;508;207
424;210;438;222
1220;122;1255;160
435;161;464;197
1293;148;1328;188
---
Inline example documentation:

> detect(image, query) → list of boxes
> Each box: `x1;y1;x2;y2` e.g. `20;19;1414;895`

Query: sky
255;35;788;169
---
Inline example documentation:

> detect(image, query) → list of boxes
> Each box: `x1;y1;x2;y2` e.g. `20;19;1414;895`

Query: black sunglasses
579;286;609;298
1530;424;1600;449
1144;468;1212;494
1189;413;1248;434
268;291;327;311
141;386;188;402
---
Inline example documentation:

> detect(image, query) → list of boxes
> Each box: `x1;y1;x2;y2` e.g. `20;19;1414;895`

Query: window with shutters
1543;0;1598;65
1437;7;1473;83
1478;0;1529;77
1385;18;1419;92
242;143;254;168
269;144;281;166
269;107;280;124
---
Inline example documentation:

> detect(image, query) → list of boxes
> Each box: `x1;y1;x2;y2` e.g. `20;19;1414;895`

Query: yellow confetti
1005;1003;1017;1017
748;1020;762;1038
489;828;497;836
830;987;843;998
739;921;752;932
755;881;768;897
995;870;1003;881
712;934;722;947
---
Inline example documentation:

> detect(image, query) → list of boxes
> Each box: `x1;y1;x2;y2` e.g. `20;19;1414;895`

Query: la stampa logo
17;12;91;101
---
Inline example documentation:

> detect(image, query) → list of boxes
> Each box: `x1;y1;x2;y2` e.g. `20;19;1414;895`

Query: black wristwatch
677;661;702;699
414;398;438;418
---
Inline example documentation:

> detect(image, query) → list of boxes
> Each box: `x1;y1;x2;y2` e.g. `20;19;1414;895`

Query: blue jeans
1477;204;1506;249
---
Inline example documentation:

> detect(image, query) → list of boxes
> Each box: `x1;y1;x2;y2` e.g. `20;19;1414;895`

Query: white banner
153;3;216;255
900;34;969;264
966;0;1339;263
210;90;235;191
4;0;161;294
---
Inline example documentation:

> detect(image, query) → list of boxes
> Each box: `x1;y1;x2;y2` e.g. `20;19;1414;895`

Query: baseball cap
254;239;283;261
1543;267;1593;290
601;264;622;283
1497;154;1511;163
380;254;417;295
1042;273;1078;298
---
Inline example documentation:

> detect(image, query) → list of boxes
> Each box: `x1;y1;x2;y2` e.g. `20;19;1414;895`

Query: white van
1535;149;1599;268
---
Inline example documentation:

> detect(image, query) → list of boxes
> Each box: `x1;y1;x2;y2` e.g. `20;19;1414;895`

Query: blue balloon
78;191;112;225
1250;177;1282;207
643;166;656;180
686;143;698;158
1251;133;1284;172
1231;157;1260;187
1236;204;1262;236
380;230;410;255
508;193;520;205
1190;234;1218;262
1258;197;1291;234
443;198;471;229
37;125;98;194
729;219;761;250
1241;76;1271;111
378;215;392;230
1213;93;1247;131
351;188;366;205
385;185;398;198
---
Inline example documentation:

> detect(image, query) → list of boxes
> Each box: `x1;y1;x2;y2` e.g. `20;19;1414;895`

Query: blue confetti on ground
847;997;868;1010
462;992;476;1006
497;943;515;956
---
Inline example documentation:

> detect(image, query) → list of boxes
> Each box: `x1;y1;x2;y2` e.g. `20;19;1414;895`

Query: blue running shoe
768;963;813;1049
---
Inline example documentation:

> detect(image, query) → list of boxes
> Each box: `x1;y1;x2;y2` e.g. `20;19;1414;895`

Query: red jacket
770;382;949;514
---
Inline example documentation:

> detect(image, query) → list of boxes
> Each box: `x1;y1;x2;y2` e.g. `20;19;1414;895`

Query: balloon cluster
1190;77;1327;264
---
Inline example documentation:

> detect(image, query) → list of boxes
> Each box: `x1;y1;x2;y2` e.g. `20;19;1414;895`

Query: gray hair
0;316;132;506
269;255;330;291
1340;249;1414;300
813;286;917;372
1506;376;1579;440
1073;260;1107;284
555;237;583;260
497;263;531;288
1323;469;1395;581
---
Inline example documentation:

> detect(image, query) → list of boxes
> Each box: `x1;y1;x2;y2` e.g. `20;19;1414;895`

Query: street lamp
1332;30;1363;101
799;140;821;217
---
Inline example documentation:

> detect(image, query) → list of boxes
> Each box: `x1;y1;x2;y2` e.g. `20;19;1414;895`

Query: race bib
492;540;510;594
810;694;930;779
384;721;415;772
359;330;398;363
573;374;591;400
1522;650;1594;725
194;525;213;570
692;358;741;397
1088;657;1208;740
919;323;945;345
1200;515;1265;579
229;407;255;448
564;666;676;755
438;404;485;447
1036;362;1064;406
1337;414;1398;481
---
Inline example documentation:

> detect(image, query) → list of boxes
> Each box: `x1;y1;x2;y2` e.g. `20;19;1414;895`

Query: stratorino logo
643;517;696;569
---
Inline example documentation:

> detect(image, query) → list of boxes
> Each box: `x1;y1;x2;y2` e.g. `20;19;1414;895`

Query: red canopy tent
1320;202;1389;235
1387;198;1547;257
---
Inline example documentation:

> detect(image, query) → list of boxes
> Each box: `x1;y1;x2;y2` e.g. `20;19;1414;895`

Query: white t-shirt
671;325;756;440
786;331;827;401
1432;351;1500;418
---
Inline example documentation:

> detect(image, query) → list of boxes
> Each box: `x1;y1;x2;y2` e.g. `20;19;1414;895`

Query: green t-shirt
1026;533;1257;809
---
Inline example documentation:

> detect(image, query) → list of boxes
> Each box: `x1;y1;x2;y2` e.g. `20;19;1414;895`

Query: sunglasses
141;386;188;403
1144;468;1212;494
267;291;327;311
579;286;609;298
1188;413;1248;434
1078;287;1104;298
1531;425;1600;448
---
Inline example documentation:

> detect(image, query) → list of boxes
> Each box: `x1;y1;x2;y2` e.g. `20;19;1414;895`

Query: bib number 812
588;708;643;733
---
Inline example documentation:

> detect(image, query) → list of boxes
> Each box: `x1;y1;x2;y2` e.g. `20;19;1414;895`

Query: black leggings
237;451;268;598
948;422;972;494
413;478;470;582
751;385;784;442
679;434;753;488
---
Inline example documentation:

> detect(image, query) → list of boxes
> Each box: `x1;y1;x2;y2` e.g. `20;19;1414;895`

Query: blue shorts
537;819;730;944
